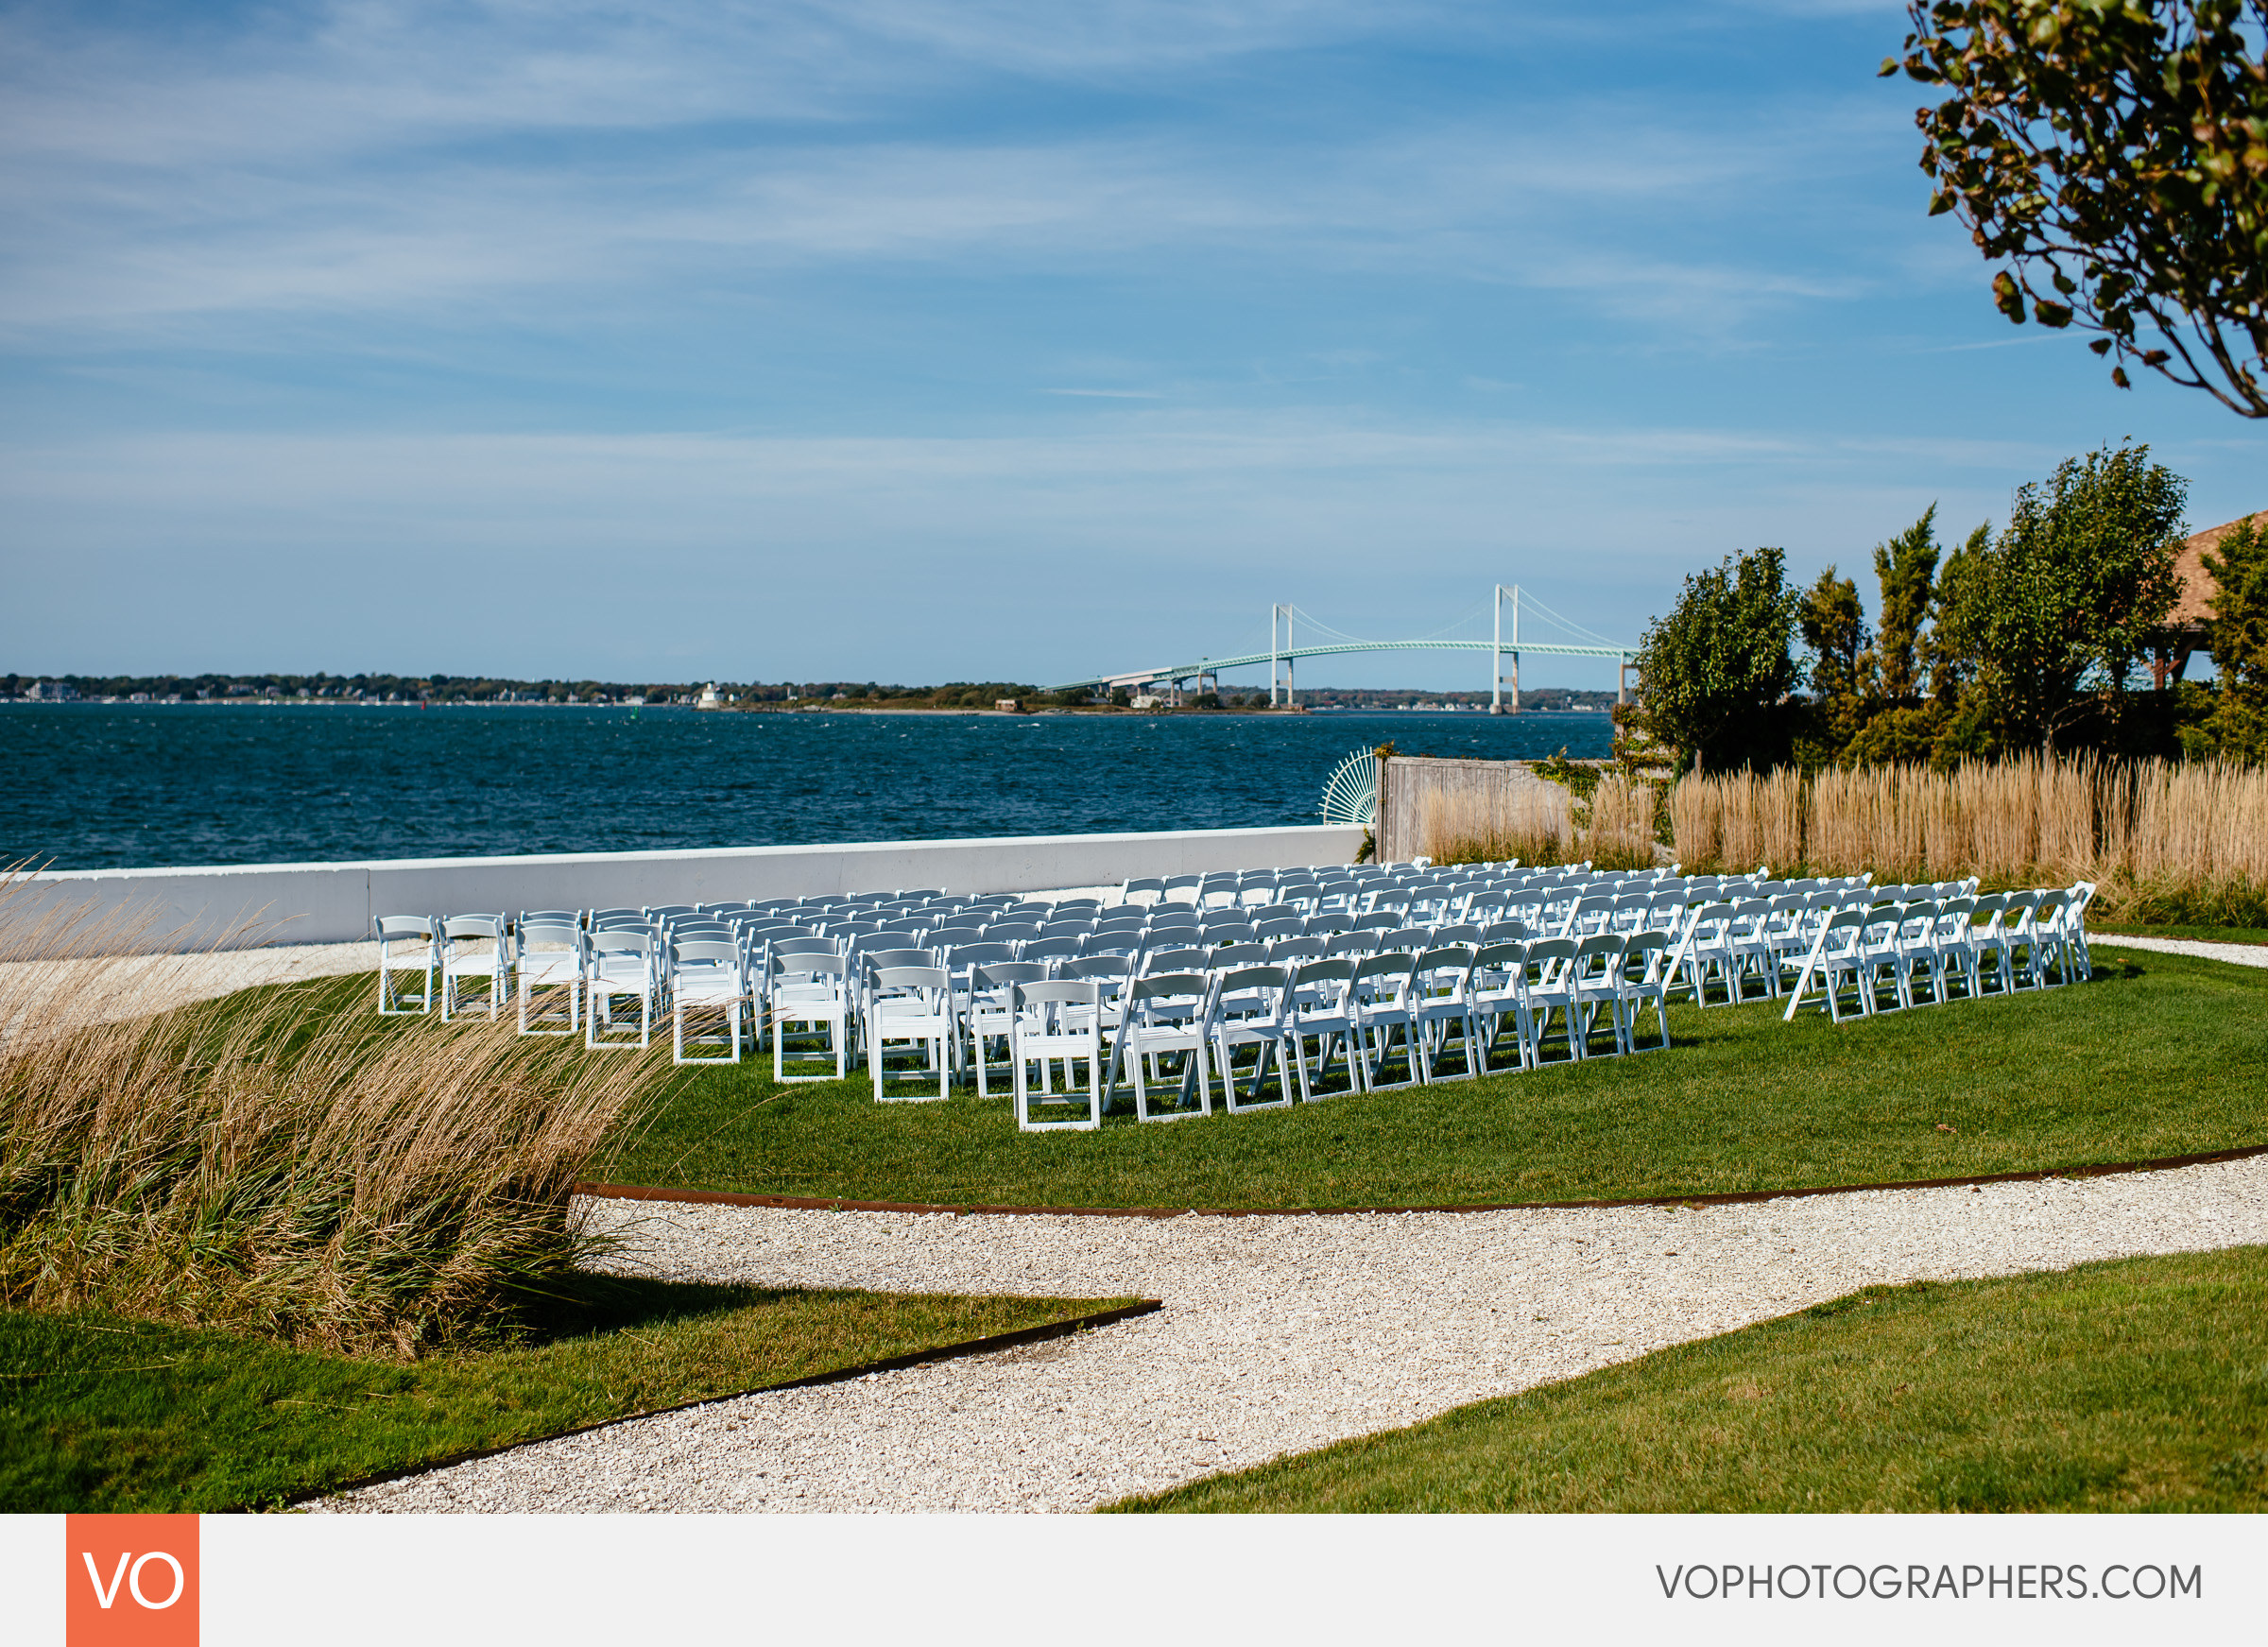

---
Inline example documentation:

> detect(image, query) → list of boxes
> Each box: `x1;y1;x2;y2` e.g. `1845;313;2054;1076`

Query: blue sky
2;0;2259;692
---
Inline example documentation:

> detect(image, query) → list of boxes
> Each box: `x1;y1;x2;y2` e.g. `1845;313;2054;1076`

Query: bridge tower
1490;584;1521;714
1270;604;1295;708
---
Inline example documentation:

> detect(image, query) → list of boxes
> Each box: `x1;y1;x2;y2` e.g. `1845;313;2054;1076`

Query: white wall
11;825;1366;953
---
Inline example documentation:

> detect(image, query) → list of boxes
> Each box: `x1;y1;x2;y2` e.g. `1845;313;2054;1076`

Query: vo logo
65;1516;198;1646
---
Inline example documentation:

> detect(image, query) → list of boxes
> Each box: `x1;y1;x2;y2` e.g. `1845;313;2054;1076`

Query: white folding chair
375;915;438;1015
968;960;1049;1098
1349;952;1422;1091
1781;905;1871;1022
586;929;662;1050
1283;957;1363;1101
1204;964;1297;1113
669;936;748;1065
1103;971;1213;1123
1467;939;1534;1072
770;950;850;1081
1411;945;1481;1083
514;914;584;1036
1617;930;1674;1053
867;965;954;1102
439;914;508;1021
1009;980;1106;1131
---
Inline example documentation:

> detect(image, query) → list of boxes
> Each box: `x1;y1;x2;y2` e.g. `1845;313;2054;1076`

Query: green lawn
602;951;2267;1210
1;1278;1132;1512
1108;1245;2268;1513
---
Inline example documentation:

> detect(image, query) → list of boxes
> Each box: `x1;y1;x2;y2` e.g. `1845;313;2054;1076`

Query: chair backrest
982;922;1043;943
1128;972;1209;1017
927;925;987;948
1214;965;1289;1005
871;965;950;997
1014;979;1102;1012
1021;936;1083;961
591;930;655;956
769;935;839;961
1351;911;1401;933
1267;935;1327;963
949;941;1019;970
1197;948;1270;975
1062;955;1134;983
1471;939;1525;975
670;937;742;968
974;960;1050;990
376;915;437;939
444;914;506;940
1040;919;1095;939
518;918;580;947
1323;930;1373;959
1144;946;1210;973
865;947;938;973
1353;951;1416;985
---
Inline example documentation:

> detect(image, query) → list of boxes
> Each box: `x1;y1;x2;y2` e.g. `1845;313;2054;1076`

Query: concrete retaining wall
10;825;1367;953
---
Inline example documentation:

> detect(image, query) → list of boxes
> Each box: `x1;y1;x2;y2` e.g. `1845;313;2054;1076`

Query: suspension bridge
1048;585;1638;711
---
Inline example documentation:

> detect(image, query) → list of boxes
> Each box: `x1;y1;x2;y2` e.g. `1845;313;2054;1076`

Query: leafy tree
1797;566;1870;755
1634;547;1804;772
1934;444;2187;750
2199;514;2268;757
1887;0;2268;417
1872;505;1942;702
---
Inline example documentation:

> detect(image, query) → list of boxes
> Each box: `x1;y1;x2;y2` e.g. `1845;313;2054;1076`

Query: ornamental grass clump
0;879;665;1358
1664;756;2268;925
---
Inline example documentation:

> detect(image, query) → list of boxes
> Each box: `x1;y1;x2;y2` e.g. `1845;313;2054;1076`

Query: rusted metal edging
576;1141;2268;1220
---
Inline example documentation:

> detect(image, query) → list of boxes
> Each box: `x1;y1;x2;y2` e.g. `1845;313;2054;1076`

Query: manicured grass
1108;1246;2268;1513
0;1278;1130;1512
602;951;2267;1210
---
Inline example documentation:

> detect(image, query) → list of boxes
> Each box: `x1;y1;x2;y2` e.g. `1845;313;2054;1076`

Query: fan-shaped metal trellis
1319;746;1377;829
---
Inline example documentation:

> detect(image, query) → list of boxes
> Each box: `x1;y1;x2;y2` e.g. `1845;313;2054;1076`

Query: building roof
2168;509;2267;630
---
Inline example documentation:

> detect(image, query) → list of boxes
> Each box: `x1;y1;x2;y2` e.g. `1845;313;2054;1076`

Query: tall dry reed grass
1668;757;2268;922
1419;775;1662;869
0;869;665;1357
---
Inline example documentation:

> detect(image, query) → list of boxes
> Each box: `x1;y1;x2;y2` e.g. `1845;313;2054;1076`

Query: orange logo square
65;1515;198;1647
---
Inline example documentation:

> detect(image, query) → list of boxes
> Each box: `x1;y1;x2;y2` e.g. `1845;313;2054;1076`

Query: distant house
2155;509;2266;684
994;697;1021;712
25;680;78;702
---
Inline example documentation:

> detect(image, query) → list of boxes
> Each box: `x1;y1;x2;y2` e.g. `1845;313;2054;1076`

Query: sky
1;0;2260;694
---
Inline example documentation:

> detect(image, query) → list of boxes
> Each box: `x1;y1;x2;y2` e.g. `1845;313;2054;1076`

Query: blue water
0;705;1612;869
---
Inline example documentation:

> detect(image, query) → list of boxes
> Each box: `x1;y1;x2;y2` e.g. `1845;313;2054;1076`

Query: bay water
1;704;1612;869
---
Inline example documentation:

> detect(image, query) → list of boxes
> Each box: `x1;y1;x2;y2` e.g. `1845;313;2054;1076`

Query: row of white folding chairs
1778;885;2095;1021
1000;931;1681;1131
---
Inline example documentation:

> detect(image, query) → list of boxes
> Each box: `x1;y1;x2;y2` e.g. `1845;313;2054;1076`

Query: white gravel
319;1152;2268;1515
2089;933;2268;969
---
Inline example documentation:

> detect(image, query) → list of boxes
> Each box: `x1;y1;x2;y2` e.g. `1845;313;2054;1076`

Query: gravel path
2090;933;2268;969
321;1153;2268;1515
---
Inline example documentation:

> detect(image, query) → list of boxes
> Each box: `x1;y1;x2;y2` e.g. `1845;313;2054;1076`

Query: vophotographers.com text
1657;1563;2203;1602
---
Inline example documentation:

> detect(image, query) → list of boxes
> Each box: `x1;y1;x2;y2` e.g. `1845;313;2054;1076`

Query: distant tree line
1630;442;2268;772
4;673;1625;712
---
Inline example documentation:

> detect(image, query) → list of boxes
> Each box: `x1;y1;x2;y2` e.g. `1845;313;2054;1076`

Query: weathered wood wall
1377;756;1573;864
